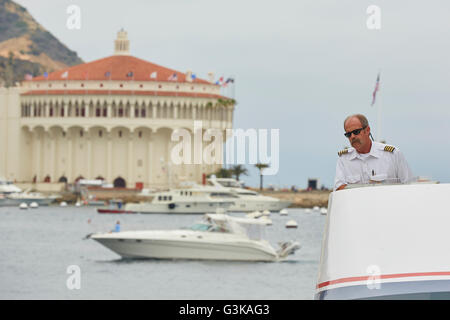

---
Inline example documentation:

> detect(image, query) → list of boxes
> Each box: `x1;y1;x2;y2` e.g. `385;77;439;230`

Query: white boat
124;187;235;214
204;178;292;212
0;178;58;206
0;190;58;207
89;213;300;261
0;177;22;194
316;183;450;300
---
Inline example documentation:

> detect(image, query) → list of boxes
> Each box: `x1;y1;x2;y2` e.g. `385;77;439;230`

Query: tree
230;165;248;181
254;163;269;191
208;168;232;178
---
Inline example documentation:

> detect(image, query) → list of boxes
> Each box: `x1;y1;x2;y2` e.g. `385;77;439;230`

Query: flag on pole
168;72;178;81
222;77;234;87
191;73;197;81
150;71;157;79
44;72;48;78
371;73;380;106
61;71;69;79
215;76;224;85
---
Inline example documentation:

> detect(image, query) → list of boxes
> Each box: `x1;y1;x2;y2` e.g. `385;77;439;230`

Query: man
334;114;414;191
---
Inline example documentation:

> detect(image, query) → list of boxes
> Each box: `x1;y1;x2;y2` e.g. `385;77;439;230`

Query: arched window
113;177;126;188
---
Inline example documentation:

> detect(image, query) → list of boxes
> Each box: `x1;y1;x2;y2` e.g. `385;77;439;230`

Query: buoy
285;220;298;228
30;202;39;209
262;209;270;216
19;202;28;209
279;209;288;216
320;208;327;215
313;206;320;211
60;201;67;207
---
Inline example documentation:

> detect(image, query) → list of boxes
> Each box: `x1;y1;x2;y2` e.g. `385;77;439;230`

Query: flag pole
376;70;382;142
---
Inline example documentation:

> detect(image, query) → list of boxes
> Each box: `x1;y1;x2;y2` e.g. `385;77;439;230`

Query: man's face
344;117;371;153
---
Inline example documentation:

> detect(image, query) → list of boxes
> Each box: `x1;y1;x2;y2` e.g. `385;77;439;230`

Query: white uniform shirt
334;141;414;190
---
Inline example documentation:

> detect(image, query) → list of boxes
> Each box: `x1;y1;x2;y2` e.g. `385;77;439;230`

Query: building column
34;131;41;182
128;132;134;187
86;132;92;179
152;104;157;119
107;133;112;183
147;135;153;187
67;132;73;182
174;105;178;119
50;132;56;182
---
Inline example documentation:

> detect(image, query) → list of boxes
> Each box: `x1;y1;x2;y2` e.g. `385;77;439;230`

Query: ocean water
0;206;326;299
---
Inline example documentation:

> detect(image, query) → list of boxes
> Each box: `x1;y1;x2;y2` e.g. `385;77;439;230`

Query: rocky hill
0;0;83;87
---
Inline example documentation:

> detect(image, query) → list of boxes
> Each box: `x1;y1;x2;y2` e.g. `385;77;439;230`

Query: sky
14;0;450;189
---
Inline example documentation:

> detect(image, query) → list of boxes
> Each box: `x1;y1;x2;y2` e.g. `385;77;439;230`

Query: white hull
228;199;291;212
316;183;450;300
0;197;56;207
124;201;232;214
92;231;279;261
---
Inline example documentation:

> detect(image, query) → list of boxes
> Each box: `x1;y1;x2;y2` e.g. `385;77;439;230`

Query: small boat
88;213;301;262
279;209;288;216
59;201;68;207
285;220;298;228
29;202;39;209
19;202;28;209
97;199;136;214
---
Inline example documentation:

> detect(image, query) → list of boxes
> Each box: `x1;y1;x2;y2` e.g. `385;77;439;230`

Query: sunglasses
344;127;366;138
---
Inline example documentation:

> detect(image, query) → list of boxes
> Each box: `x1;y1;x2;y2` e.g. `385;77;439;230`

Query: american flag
371;73;380;106
168;72;178;81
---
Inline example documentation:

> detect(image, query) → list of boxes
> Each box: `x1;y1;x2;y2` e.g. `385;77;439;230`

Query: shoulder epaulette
384;145;395;152
338;149;349;157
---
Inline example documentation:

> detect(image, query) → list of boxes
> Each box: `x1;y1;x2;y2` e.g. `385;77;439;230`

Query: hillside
0;0;83;86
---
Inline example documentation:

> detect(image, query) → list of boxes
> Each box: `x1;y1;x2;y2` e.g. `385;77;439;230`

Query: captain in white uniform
334;114;414;191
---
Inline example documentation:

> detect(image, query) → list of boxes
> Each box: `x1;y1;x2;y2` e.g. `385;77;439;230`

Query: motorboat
123;187;236;214
203;178;292;212
88;213;300;261
97;199;136;214
315;182;450;300
0;189;59;206
0;178;22;194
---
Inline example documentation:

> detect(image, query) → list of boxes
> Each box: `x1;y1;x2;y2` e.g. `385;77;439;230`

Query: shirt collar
349;141;382;160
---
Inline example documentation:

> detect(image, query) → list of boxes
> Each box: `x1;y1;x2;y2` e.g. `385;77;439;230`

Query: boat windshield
342;177;433;190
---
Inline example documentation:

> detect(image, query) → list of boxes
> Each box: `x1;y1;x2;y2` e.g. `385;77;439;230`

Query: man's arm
336;184;347;191
334;158;347;191
395;149;414;183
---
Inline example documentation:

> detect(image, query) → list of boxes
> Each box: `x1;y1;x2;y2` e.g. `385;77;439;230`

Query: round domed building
2;30;235;188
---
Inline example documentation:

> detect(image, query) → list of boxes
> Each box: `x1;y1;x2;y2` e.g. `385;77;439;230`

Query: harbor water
0;206;326;299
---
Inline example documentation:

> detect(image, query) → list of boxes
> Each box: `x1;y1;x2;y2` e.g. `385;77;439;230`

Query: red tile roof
30;55;213;85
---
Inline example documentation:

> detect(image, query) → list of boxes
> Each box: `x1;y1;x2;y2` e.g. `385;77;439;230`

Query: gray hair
344;114;369;129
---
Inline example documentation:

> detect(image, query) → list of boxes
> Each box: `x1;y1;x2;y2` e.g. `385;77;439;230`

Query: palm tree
208;168;233;179
254;163;269;191
230;165;248;182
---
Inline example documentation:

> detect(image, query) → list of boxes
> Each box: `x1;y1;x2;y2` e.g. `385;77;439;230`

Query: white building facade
0;31;235;188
